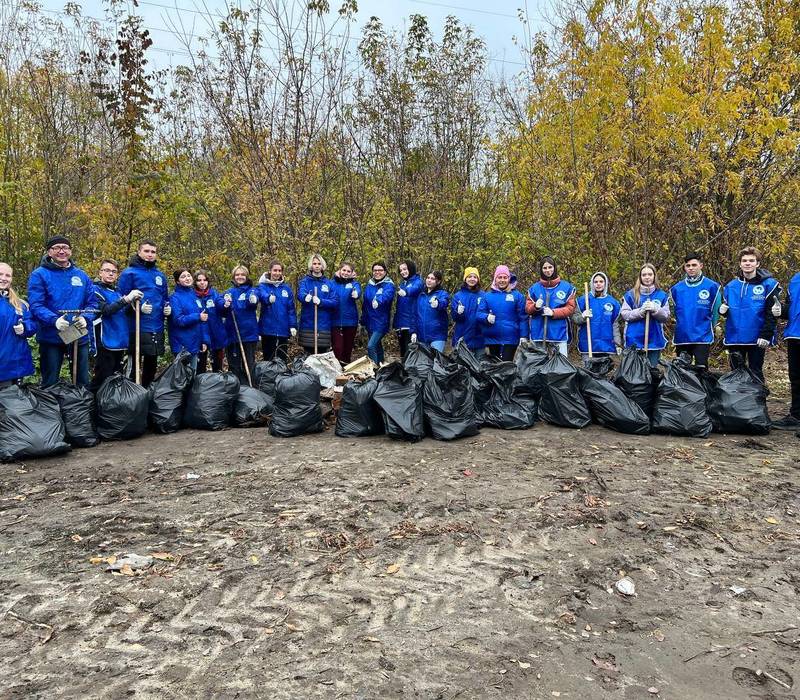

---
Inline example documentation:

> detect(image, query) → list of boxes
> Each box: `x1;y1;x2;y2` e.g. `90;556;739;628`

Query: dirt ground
1;361;799;699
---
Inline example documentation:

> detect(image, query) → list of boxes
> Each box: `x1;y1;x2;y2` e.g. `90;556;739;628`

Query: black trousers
93;346;125;390
674;343;710;368
228;341;257;385
487;344;517;362
198;348;224;374
397;329;412;359
261;335;289;362
727;345;766;383
788;339;800;419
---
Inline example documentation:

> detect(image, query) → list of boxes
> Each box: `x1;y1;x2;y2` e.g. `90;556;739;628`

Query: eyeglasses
100;268;118;274
50;245;71;252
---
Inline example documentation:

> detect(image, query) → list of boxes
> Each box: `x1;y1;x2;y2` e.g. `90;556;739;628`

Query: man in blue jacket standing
27;235;97;387
773;269;800;432
118;239;170;387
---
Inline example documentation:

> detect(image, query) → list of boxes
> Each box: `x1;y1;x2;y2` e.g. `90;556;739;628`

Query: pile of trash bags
0;385;71;461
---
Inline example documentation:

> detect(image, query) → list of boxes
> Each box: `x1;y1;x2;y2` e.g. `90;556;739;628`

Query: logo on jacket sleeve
556;290;566;300
753;285;765;296
321;285;329;293
505;293;514;301
206;299;214;308
698;289;710;300
155;276;163;286
604;303;614;313
281;290;288;298
71;276;83;286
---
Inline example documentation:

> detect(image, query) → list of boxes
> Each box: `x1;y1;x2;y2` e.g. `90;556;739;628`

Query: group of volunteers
1;236;799;432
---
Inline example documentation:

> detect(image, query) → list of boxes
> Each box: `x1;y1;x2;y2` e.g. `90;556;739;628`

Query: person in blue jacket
477;265;528;361
0;262;37;389
361;261;395;365
194;270;227;374
331;262;362;364
168;268;207;370
393;260;423;358
223;265;259;384
669;252;721;368
256;260;297;362
92;259;142;390
620;263;671;367
412;271;450;352
571;271;622;362
774;269;800;432
27;235;98;387
118;240;170;387
526;256;577;356
451;266;485;354
719;246;781;384
297;253;337;355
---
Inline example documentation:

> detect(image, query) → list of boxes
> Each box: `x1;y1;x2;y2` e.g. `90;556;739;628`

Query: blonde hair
0;263;27;314
307;253;327;273
633;264;658;307
232;264;249;278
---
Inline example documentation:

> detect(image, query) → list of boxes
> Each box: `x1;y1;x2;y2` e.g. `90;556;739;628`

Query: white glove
756;338;770;349
397;288;406;297
642;300;655;313
141;301;153;315
486;312;496;324
351;289;358;299
55;316;70;331
304;293;313;303
224;294;232;308
371;299;379;309
312;295;320;305
290;328;297;338
457;303;465;314
582;309;593;319
13;322;24;336
411;333;417;343
430;297;439;309
616;346;623;356
535;297;544;309
249;293;257;305
719;302;729;315
73;316;87;330
163;304;171;317
200;310;208;322
268;294;276;304
772;298;782;317
125;289;144;303
542;307;554;317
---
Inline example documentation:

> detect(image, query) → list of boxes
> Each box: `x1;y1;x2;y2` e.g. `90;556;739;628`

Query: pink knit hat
492;265;516;290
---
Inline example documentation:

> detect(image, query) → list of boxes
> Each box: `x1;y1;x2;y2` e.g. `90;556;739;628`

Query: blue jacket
196;288;227;351
117;255;169;334
722;269;780;346
297;275;338;332
451;286;485;350
477;286;528;345
256;279;297;337
576;293;621;354
623;288;670;350
168;285;206;354
670;275;721;345
93;281;131;351
528;279;575;343
785;273;800;340
332;277;362;328
393;274;423;330
361;277;396;335
223;283;260;343
415;288;450;343
0;295;36;382
27;256;97;346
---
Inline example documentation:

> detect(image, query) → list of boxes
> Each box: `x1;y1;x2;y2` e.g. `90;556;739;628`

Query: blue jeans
430;340;446;353
367;332;385;364
647;350;661;368
39;341;90;388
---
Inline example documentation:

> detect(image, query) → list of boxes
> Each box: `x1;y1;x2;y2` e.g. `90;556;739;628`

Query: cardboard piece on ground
343;355;374;379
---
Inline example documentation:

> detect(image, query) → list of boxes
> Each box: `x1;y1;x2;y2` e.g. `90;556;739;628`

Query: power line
402;0;518;20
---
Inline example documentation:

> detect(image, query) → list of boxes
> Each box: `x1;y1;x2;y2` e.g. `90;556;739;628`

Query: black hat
45;235;71;249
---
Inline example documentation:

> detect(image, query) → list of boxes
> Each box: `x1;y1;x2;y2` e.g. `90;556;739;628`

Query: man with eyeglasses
27;235;98;387
92;259;143;389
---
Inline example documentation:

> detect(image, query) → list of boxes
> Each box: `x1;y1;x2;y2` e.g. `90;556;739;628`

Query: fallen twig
756;669;791;690
751;625;798;636
683;646;730;663
5;610;54;644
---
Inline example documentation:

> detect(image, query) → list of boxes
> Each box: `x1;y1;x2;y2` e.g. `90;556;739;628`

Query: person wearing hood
92;259;142;390
451;267;485;354
620;263;671;367
297;253;338;355
223;265;259;384
412;271;450;352
773;269;800;431
361;261;395;365
256;260;297;362
27;235;98;387
719;246;781;383
526;256;577;356
393;260;423;358
118;240;170;387
572;271;622;362
194;269;227;374
0;262;37;389
477;265;528;360
167;268;207;370
668;252;721;368
331;262;362;364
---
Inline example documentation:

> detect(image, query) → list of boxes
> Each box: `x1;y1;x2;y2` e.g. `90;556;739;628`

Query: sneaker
771;415;800;430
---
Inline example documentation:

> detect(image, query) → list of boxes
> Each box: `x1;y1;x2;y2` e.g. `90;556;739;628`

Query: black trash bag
451;340;494;406
537;353;592;429
513;340;550;398
477;360;537;430
253;358;288;398
44;380;99;447
149;351;195;433
233;386;273;427
96;374;150;440
705;365;770;435
423;357;480;441
578;362;650;435
335;378;384;437
269;368;323;437
403;343;435;380
652;358;713;437
183;372;240;430
614;347;660;418
373;363;425;442
0;385;71;461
